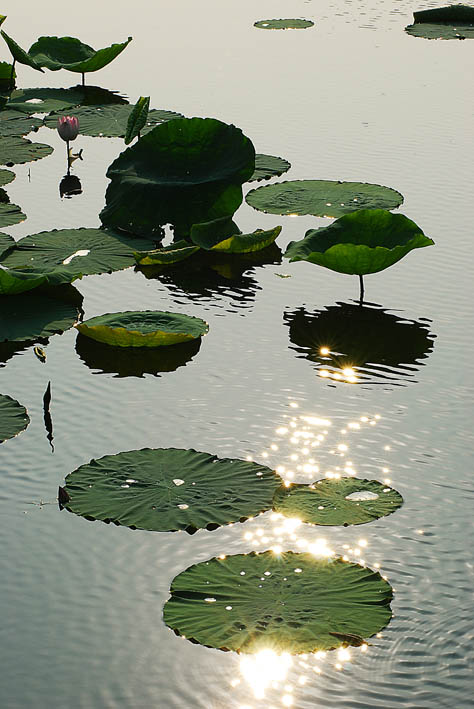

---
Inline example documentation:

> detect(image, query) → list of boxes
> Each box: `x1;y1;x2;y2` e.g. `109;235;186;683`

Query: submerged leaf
0;393;30;442
254;19;314;29
164;552;393;653
62;448;283;533
29;35;133;73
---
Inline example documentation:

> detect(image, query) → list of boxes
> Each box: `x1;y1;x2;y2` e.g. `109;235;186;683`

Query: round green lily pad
273;478;403;526
0;201;26;227
250;154;291;182
254;19;314;30
246;180;403;218
0;168;15;186
75;310;209;347
0;393;30;442
5;87;84;114
43;104;184;138
164;551;393;653
2;227;158;276
406;5;474;39
0;111;42;137
0;135;53;166
62;448;283;533
0;291;80;343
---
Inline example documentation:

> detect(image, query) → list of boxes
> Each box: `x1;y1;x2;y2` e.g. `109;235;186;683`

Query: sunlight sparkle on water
239;650;293;699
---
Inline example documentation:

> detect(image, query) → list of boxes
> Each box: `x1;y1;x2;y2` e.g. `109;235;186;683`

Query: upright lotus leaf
100;117;256;237
273;478;403;526
0;199;26;227
254;19;314;29
0;136;53;166
0;110;42;137
2;227;158;276
43;104;183;138
164;552;393;653
6;87;84;114
0;231;15;259
1;30;44;73
29;35;133;75
62;448;283;533
284;210;434;275
247;180;403;218
285;303;435;384
0;169;15;186
124;96;149;144
0;289;81;343
0;60;15;89
191;216;282;253
75;310;209;347
406;5;474;39
134;241;200;266
250;154;291;182
0;393;29;442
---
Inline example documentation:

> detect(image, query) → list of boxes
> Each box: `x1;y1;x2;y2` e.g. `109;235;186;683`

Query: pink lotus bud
57;115;79;142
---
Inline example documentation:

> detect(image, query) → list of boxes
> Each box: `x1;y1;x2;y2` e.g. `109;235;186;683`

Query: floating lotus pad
0;111;42;137
0;393;30;442
62;448;283;533
100;117;256;237
0;263;83;295
254;19;314;29
2;227;158;276
246;180;403;218
0;231;14;258
6;87;84;114
0;169;15;187
0;200;25;228
1;30;44;73
134;241;200;266
43;104;184;138
0;290;80;343
273;478;403;526
29;35;133;74
75;311;209;347
164;551;393;653
405;5;474;39
190;217;282;253
0;136;53;166
285;303;435;385
250;154;291;182
284;209;433;275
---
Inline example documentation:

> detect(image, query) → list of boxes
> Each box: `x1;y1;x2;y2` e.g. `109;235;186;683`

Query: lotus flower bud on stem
57;116;79;173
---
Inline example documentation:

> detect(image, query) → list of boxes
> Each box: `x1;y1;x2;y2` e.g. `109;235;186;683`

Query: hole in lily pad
254;19;315;30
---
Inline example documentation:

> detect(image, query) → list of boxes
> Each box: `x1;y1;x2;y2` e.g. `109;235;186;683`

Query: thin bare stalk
358;274;365;305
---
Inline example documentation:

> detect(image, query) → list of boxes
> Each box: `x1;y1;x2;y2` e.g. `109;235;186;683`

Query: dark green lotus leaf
0;202;25;227
254;19;314;29
75;333;201;378
0;169;15;186
29;35;133;74
0;267;46;295
2;227;158;276
5;87;84;114
69;84;128;106
247;180;403;218
0;135;53;166
0;231;15;258
285;302;436;385
0;288;80;343
285;209;433;275
406;5;474;39
124;96;149;144
250;154;291;182
164;551;393;654
43;103;183;138
0;393;30;442
134;241;200;266
273;478;403;526
1;30;44;72
0;110;42;136
0;60;15;89
62;448;282;533
100;117;256;237
0;15;5;27
191;216;282;253
75;310;209;347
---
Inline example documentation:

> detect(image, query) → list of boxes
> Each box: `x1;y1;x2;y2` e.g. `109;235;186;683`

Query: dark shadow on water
284;301;436;385
69;85;129;105
75;334;202;378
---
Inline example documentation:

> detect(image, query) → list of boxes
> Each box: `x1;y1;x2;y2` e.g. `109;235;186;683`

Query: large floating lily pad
190;217;282;253
2;227;158;276
29;35;133;74
0;135;53;166
43;103;183;138
164;551;393;653
6;87;84;114
284;209;433;275
0;393;30;442
134;241;200;266
254;19;314;29
406;5;474;39
0;169;15;186
0;110;42;137
273;478;403;526
62;448;282;533
0;290;80;343
246;180;403;218
76;310;209;347
285;302;436;385
250;154;291;182
100;117;256;237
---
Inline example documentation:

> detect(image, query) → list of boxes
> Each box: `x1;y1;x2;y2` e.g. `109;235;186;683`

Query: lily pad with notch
164;551;393;653
0;135;53;166
29;35;133;76
254;19;314;29
75;310;209;347
61;447;283;533
0;393;30;443
273;477;403;526
250;154;291;182
405;4;474;39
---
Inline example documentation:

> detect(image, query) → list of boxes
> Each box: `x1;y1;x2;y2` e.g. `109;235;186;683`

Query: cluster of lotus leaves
405;5;474;39
284;209;434;275
100;117;256;237
76;311;209;348
164;551;393;654
0;393;29;442
28;35;133;74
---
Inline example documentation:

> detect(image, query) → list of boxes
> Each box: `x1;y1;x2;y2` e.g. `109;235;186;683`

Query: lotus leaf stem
359;274;365;305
